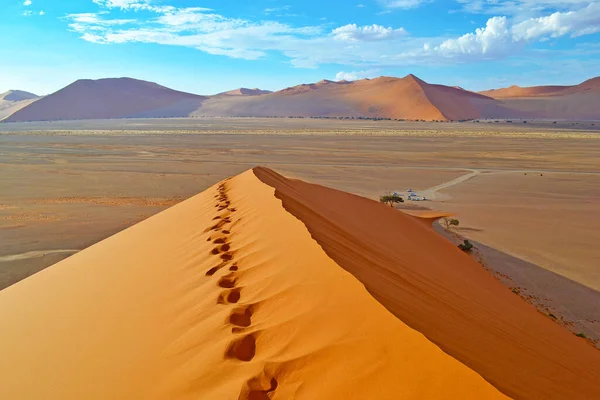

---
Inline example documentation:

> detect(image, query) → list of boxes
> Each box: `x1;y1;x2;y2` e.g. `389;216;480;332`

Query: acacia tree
441;218;460;230
380;193;404;207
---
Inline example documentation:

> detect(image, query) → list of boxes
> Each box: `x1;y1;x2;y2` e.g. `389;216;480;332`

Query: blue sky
2;0;599;95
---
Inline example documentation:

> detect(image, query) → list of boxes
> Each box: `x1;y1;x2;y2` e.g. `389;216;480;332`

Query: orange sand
255;167;600;399
0;169;505;399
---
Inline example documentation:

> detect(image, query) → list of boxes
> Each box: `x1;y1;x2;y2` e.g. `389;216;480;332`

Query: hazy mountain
0;90;40;120
4;75;599;122
4;78;206;122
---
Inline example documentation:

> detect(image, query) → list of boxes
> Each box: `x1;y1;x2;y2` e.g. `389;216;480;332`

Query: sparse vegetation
549;313;557;319
576;332;587;338
441;218;459;230
512;287;520;295
458;239;474;252
379;193;404;207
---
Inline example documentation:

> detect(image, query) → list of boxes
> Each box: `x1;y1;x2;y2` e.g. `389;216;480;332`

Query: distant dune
479;77;600;120
1;168;599;399
217;88;273;96
4;78;206;122
3;75;599;122
480;77;600;98
0;90;39;120
192;74;510;121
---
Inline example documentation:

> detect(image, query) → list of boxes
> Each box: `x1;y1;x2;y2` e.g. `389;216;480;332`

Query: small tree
380;193;404;207
441;218;460;230
458;240;474;252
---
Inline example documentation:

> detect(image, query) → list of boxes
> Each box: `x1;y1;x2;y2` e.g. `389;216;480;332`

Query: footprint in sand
210;243;230;255
225;334;256;362
218;274;237;288
218;288;241;304
206;261;229;276
229;305;253;328
240;373;278;400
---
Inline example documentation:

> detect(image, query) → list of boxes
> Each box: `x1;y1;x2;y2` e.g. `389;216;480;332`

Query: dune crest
0;90;39;120
4;78;206;122
4;74;600;122
254;167;600;399
0;168;506;399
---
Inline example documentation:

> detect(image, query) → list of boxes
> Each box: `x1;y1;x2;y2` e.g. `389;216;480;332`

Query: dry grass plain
1;118;600;340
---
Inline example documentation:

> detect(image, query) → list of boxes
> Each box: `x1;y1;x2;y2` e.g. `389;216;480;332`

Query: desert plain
1;117;600;399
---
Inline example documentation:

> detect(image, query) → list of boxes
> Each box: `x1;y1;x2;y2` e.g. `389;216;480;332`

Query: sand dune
255;167;600;399
218;88;273;96
478;77;600;119
0;90;39;120
0;168;512;399
193;74;507;121
480;77;600;98
4;75;600;122
3;78;206;122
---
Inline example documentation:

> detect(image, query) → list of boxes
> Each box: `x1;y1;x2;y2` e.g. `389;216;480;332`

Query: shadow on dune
254;166;600;400
436;225;600;345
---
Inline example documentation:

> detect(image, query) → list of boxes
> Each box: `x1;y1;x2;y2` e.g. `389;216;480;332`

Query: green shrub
458;240;474;252
442;218;459;230
380;193;404;207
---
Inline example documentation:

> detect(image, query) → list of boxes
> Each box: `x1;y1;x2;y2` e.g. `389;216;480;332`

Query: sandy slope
478;77;600;119
5;75;600;122
0;90;39;120
3;75;509;122
255;168;600;400
4;78;206;122
193;75;506;121
480;77;600;98
0;169;505;399
218;88;273;96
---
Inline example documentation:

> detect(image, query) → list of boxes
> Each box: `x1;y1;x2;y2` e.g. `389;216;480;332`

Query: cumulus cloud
23;0;32;6
512;3;600;39
432;3;600;59
65;0;600;67
335;69;380;81
332;24;406;41
435;16;518;58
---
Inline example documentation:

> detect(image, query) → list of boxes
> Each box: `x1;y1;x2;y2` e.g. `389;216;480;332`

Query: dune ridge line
0;168;506;399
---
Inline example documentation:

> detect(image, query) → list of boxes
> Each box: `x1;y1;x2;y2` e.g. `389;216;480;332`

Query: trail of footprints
204;181;278;399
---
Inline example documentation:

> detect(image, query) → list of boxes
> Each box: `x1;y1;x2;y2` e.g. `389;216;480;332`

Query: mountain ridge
3;75;599;122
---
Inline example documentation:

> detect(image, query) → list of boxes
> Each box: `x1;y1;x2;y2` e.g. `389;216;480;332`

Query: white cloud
23;10;32;16
435;16;519;58
378;0;431;9
512;3;600;39
264;6;291;14
455;0;594;16
39;10;45;15
64;0;600;68
335;69;380;81
433;3;600;59
91;0;191;13
156;8;242;31
23;0;32;6
332;24;406;41
66;13;134;26
92;0;147;9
